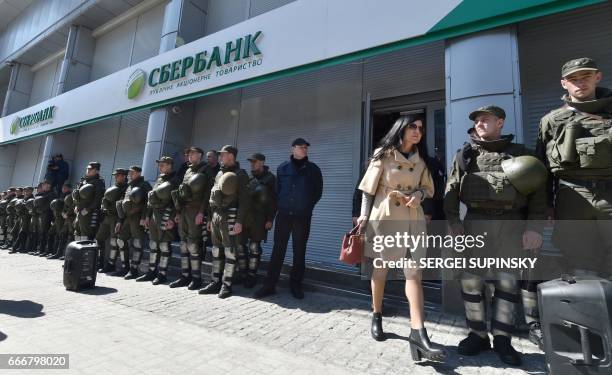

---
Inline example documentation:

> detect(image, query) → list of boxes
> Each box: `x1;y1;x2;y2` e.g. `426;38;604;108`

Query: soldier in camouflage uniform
97;168;128;273
4;188;19;251
536;58;612;277
115;166;152;279
26;185;41;254
444;106;547;366
170;147;215;290
0;191;8;248
46;194;65;259
34;180;57;257
14;187;34;253
56;184;76;260
137;157;178;285
242;153;276;288
74;162;105;241
47;183;75;259
199;145;251;299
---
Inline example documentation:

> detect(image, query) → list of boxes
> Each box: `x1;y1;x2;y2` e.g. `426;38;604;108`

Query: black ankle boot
458;331;491;356
371;312;386;341
493;335;521;366
408;328;446;362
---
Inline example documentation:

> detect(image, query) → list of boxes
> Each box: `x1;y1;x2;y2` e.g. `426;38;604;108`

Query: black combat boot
169;275;191;288
136;270;156;282
198;281;221;294
458;332;491;356
243;274;257;289
187;278;202;290
371;312;386;341
493;335;521;366
408;328;446;362
99;263;115;273
218;284;232;299
124;267;139;280
152;274;167;285
111;267;129;277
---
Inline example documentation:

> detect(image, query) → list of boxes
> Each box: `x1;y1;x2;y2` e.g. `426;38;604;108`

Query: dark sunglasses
407;123;424;132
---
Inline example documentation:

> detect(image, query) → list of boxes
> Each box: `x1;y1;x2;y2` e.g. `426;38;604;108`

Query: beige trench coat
358;147;434;262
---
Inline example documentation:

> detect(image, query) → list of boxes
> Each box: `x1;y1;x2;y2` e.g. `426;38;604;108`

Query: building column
442;26;523;314
142;0;208;181
55;25;95;95
1;62;33;117
1;63;33;186
34;24;93;184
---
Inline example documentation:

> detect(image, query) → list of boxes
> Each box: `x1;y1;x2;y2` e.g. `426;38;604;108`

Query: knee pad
249;241;261;255
159;242;169;252
461;274;484;294
132;238;142;249
187;242;199;256
225;246;236;260
179;241;188;254
109;238;117;247
496;272;519;294
116;238;125;248
149;240;158;250
212;246;221;257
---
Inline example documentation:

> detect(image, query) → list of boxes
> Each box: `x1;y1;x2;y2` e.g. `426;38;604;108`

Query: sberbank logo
126;69;146;99
10;117;19;135
9;106;55;135
126;31;263;100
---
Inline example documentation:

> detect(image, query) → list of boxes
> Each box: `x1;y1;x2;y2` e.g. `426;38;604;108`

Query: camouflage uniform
116;175;152;279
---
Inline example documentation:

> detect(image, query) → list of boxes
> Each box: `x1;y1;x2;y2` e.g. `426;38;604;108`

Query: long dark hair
372;114;428;161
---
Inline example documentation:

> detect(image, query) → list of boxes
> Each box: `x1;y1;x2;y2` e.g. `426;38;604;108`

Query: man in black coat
255;138;323;300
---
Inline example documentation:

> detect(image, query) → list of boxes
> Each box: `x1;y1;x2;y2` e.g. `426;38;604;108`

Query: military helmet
501;155;547;195
79;183;95;201
64;193;74;208
122;199;134;213
50;198;64;212
15;199;27;214
104;185;123;202
187;173;207;194
178;183;192;201
0;199;7;211
71;188;80;202
33;196;47;212
24;198;35;213
128;187;146;205
219;172;238;196
154;181;173;202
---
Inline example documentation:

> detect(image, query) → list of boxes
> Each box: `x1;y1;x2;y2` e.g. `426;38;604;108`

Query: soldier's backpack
538;276;612;374
63;240;98;291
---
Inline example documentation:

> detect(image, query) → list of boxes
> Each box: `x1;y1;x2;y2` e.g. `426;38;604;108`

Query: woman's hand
404;191;423;208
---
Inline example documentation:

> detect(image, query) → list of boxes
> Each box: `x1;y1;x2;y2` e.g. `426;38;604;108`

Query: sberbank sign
126;31;263;100
9;106;56;135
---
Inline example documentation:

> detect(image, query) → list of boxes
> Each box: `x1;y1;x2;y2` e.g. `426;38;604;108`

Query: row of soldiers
0;182;74;258
0;145;277;300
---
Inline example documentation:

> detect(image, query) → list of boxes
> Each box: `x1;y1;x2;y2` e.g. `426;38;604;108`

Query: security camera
171;105;181;114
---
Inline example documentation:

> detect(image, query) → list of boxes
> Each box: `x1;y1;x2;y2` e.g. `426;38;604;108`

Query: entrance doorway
363;93;447;305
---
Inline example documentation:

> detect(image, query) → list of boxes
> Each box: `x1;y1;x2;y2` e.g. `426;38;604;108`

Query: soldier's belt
211;205;237;214
559;178;612;190
467;201;516;211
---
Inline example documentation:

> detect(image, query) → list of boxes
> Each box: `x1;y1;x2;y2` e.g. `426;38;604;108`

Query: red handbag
340;225;364;265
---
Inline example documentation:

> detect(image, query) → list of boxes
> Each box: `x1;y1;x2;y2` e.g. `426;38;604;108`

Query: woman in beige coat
358;114;445;362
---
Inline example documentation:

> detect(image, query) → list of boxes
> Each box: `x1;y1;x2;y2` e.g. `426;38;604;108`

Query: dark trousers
264;213;311;288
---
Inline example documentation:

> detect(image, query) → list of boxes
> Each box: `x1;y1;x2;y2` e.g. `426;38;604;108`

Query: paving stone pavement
0;251;547;374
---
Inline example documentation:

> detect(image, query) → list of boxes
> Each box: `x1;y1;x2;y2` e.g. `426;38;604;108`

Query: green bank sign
126;31;263;99
9;106;56;135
